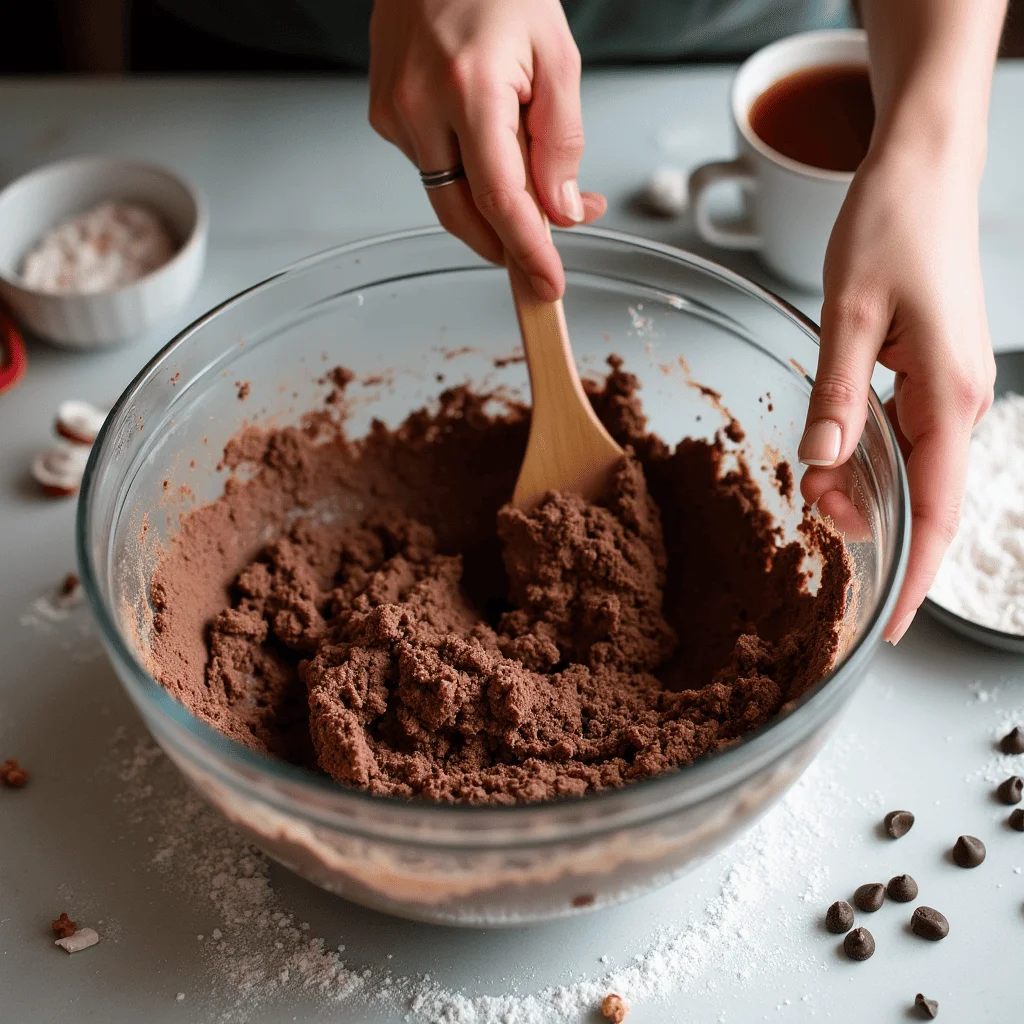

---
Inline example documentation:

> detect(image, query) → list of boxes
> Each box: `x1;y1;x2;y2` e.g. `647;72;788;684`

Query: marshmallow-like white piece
56;399;106;445
55;927;99;953
32;443;90;496
643;167;688;217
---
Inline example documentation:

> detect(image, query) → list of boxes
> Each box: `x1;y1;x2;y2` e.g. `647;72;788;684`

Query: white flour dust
968;695;1024;787
20;583;103;662
930;393;1024;634
112;732;850;1024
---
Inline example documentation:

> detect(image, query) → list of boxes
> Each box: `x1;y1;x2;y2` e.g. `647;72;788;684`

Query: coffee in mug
689;30;870;290
748;64;874;173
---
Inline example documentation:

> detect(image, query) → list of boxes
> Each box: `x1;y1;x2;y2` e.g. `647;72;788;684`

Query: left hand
799;143;995;644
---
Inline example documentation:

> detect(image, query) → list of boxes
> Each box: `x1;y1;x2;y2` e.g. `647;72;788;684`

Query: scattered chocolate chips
843;927;875;961
915;993;939;1018
883;810;915;838
887;874;918;902
853;882;886;912
0;759;28;788
825;900;855;934
601;993;628;1022
911;906;949;941
997;775;1023;805
1001;726;1024;754
51;913;76;939
951;834;986;868
1009;808;1024;831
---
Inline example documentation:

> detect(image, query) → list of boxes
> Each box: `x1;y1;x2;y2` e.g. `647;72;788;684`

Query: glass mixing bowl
78;227;909;926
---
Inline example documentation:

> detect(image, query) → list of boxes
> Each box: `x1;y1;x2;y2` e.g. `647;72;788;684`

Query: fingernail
530;273;558;302
799;419;842;467
560;179;585;222
886;611;915;646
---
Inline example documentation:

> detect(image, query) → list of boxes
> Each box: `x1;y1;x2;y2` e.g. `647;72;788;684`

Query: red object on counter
0;308;27;394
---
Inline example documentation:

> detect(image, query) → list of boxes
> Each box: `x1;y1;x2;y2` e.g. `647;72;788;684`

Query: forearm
861;0;1006;178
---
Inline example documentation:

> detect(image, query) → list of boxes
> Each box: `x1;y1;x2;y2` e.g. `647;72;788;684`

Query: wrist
869;77;989;184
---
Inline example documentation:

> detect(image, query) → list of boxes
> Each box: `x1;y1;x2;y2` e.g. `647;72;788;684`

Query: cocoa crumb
236;381;251;401
1;759;29;788
51;913;76;938
725;417;745;442
601;993;629;1022
170;372;180;384
324;367;354;405
494;353;526;368
775;461;794;500
59;573;80;597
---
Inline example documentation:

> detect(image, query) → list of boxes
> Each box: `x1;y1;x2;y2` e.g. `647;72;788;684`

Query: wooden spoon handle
508;122;623;511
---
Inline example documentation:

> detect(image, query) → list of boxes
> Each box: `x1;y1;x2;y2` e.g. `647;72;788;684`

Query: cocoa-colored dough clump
149;359;850;805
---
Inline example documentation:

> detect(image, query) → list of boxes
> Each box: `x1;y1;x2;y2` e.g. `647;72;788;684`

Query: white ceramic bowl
0;156;208;348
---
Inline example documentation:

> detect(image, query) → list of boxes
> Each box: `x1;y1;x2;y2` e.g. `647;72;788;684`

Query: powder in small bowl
20;201;176;295
928;392;1024;636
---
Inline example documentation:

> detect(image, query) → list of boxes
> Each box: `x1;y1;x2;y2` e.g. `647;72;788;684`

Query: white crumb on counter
55;927;99;953
642;167;688;217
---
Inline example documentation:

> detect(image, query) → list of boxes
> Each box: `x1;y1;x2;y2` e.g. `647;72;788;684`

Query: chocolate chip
911;906;949;940
825;900;854;933
1010;808;1024;831
1001;726;1024;754
883;810;914;838
853;882;885;912
915;993;939;1018
843;927;875;960
887;874;918;902
997;775;1023;805
951;834;986;867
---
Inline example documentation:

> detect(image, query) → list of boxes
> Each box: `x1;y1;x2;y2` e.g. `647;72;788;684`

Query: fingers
884;419;972;643
455;86;564;300
582;192;607;222
428;181;506;266
883;390;912;463
799;294;890;469
526;34;587;226
413;119;507;266
800;463;873;543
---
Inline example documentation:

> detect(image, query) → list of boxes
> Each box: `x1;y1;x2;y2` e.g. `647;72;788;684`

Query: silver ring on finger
419;163;466;190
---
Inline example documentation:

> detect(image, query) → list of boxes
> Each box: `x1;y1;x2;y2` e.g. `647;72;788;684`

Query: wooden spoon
508;135;623;511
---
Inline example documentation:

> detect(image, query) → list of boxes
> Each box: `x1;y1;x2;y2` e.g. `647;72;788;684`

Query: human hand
368;0;607;301
799;146;995;643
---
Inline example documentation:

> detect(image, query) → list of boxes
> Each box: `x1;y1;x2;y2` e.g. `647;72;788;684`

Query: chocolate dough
149;359;850;805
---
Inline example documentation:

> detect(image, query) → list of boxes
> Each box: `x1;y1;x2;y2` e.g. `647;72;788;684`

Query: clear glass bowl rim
77;225;910;840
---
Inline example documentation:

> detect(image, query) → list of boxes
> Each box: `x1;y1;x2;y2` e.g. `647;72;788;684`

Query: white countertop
1;69;1023;1024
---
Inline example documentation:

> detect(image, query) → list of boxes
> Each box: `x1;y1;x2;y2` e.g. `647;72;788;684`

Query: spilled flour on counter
113;729;849;1023
930;392;1024;635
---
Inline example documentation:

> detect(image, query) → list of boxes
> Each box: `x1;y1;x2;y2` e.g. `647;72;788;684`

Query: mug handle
688;158;761;250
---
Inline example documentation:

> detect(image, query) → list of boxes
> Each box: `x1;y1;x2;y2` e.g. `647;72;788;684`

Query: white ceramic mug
688;29;868;290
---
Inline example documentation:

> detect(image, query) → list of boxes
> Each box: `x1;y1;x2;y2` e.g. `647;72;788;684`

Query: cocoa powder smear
149;359;850;805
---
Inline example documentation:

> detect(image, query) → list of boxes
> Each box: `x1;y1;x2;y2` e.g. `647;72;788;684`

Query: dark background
8;1;1024;74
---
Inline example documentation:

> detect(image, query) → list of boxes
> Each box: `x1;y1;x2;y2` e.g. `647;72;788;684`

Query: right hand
368;0;607;301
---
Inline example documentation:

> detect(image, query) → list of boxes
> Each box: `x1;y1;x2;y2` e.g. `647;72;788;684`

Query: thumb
525;39;588;226
800;296;886;468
